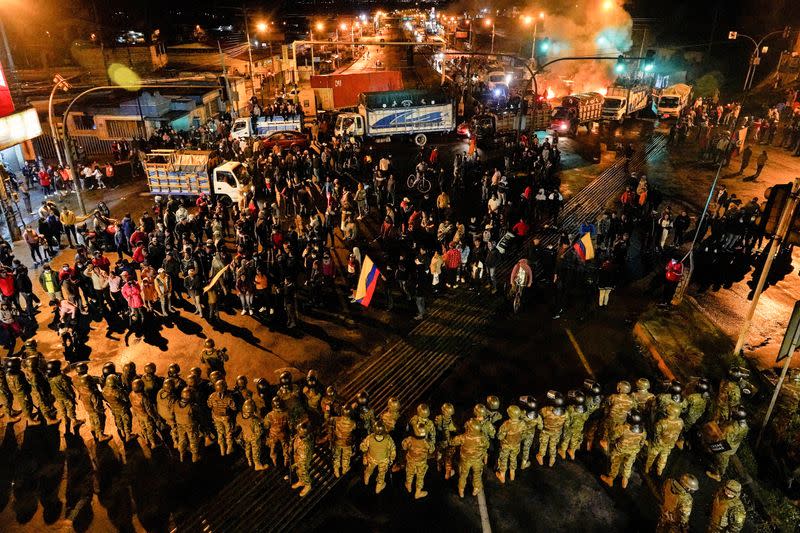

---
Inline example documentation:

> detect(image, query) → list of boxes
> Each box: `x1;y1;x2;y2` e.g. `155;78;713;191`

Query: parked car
261;131;309;151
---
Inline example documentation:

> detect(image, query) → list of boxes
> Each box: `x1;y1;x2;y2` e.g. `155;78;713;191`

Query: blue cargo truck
334;89;455;146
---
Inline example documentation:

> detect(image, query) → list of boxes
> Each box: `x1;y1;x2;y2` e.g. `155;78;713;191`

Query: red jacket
0;275;15;297
444;248;461;269
665;259;684;283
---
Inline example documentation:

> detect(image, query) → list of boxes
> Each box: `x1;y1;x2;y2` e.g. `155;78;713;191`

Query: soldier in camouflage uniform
103;374;134;442
141;362;163;404
583;380;604;452
354;390;376;439
199;339;229;379
451;419;490;497
434;403;457;479
601;410;647;489
537;392;567;467
331;403;357;477
485;395;502;425
207;379;236;456
559;391;590;460
302;370;323;414
320;385;339;428
678;378;711;449
121;362;139;392
771;370;800;439
22;356;57;423
471;404;496;440
656;474;699;533
277;371;304;427
291;421;314;497
711;367;749;423
708;479;746;533
601;381;635;449
237;399;268;471
380;397;401;433
129;378;159;449
156;378;179;448
403;422;434;498
173;387;201;462
74;363;110;440
656;381;687;420
408;403;436;452
707;407;749;481
4;358;37;425
0;363;21;421
45;360;83;438
232;375;254;410
167;363;187;392
645;403;684;475
360;420;396;494
495;405;525;483
265;396;291;467
519;396;542;469
632;377;655;431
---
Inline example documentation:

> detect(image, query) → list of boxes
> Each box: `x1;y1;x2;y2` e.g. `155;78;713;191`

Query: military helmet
486;395;500;410
731;406;748;421
666;403;682;418
162;378;175;392
325;385;337;397
583;379;602;396
306;369;318;385
466;419;482;433
520;395;537;411
190;367;202;379
473;403;487;419
616;381;631;394
168;363;180;376
723;479;742;497
131;378;145;393
507;405;522;419
357;390;369;405
204;339;215;348
341;403;353;417
186;375;199;388
570;391;586;406
214;379;227;393
24;339;37;348
441;403;455;417
272;396;284;410
279;371;292;385
45;359;62;377
669;380;683;395
256;378;270;396
416;403;430;418
387;397;400;411
242;399;255;416
180;388;193;401
635;378;650;392
679;473;700;492
548;390;565;407
232;375;246;388
106;374;120;387
412;422;427;438
296;421;310;436
696;378;711;393
728;366;750;379
209;370;223;383
75;362;89;375
102;362;116;376
627;410;643;426
123;361;137;374
144;362;156;374
374;420;387;435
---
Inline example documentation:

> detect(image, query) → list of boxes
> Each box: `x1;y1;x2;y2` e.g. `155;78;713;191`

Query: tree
693;71;724;101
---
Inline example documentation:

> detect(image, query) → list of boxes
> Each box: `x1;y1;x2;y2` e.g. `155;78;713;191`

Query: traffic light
643;50;655;72
539;37;551;53
615;55;626;73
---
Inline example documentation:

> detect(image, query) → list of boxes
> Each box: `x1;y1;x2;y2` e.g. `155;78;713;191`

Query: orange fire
597;87;608;96
546;87;556;99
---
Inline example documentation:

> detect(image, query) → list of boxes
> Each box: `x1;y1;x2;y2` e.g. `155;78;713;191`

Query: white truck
656;84;692;119
143;150;250;205
231;115;302;140
334;89;455;146
601;85;650;123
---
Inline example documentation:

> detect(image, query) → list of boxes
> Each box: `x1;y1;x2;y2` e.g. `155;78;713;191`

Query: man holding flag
353;255;380;308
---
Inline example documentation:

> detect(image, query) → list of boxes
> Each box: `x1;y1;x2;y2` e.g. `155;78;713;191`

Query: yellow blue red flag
573;232;595;261
354;255;380;307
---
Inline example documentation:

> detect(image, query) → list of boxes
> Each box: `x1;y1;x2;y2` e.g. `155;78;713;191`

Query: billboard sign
0;108;43;151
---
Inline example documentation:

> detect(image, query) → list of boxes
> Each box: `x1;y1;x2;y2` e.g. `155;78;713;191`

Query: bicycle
406;172;432;194
511;280;524;314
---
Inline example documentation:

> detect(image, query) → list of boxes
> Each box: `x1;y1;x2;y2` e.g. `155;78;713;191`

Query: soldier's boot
509;468;516;481
218;440;227;456
405;477;413;492
458;483;465;498
191;451;200;463
291;480;304;489
414;478;427;499
621;476;629;489
254;461;268;471
73;419;85;432
567;449;576;461
558;449;566;460
375;480;386;494
298;485;311;497
471;486;480;496
225;437;235;455
445;463;453;480
98;432;112;442
675;438;684;450
600;474;614;487
535;453;544;466
495;470;506;484
520;460;531;469
548;454;555;467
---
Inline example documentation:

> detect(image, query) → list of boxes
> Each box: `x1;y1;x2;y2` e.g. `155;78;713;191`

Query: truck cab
212;161;248;205
601;96;627;122
334;113;365;138
231;115;302;140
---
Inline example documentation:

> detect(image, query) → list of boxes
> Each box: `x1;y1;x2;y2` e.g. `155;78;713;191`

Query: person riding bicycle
510;258;533;292
415;160;428;181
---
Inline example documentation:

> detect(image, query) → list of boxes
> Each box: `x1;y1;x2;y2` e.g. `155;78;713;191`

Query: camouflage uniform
129;382;159;449
207;383;236;456
291;423;314;497
656;477;697;533
402;424;434;498
708;480;746;533
683;391;710;429
408;404;436;453
331;410;357;477
360;422;396;494
712;379;742;423
656;393;687;421
141;364;163;404
380;397;401;433
434;403;457;479
74;370;108;440
302;380;323;414
0;366;19;419
5;364;36;423
22;359;57;422
173;389;201;462
559;403;590;460
520;408;543;469
156;381;179;447
200;345;229;379
495;406;525;483
645;404;684;475
451;419;490;497
602;420;647;488
237;400;267;470
265;398;291;467
47;366;82;433
320;386;339;427
537;404;567;467
103;375;133;442
602;386;635;445
709;417;749;479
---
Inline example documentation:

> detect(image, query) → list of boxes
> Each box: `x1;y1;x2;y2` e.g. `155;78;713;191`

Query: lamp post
484;18;495;54
48;75;72;166
522;12;545;63
729;28;792;90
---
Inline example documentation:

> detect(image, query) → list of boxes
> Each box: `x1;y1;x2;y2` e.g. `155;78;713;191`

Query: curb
632;321;677;381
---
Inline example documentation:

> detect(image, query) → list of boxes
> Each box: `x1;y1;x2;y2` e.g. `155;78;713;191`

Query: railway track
172;133;668;533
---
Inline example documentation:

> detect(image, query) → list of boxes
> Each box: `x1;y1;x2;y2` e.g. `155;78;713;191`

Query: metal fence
32;133;116;162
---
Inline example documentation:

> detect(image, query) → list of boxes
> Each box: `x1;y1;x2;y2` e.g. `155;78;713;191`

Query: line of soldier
0;340;755;529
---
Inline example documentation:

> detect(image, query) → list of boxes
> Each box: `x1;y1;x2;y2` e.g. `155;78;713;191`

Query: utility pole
242;3;255;98
733;178;800;356
218;41;236;116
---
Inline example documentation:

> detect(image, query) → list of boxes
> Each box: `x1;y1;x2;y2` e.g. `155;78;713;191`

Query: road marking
565;328;596;378
477;488;492;533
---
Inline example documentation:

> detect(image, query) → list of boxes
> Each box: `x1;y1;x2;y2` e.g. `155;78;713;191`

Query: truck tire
414;133;427;147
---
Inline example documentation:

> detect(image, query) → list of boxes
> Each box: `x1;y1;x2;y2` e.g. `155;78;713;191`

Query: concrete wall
70;44;167;79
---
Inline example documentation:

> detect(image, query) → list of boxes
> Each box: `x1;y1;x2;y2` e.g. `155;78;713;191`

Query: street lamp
522;13;544;62
484;18;495;54
729;27;792;90
48;75;72;167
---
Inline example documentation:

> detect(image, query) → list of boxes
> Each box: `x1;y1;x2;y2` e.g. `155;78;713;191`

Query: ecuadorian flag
573;232;595;262
354;255;380;308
